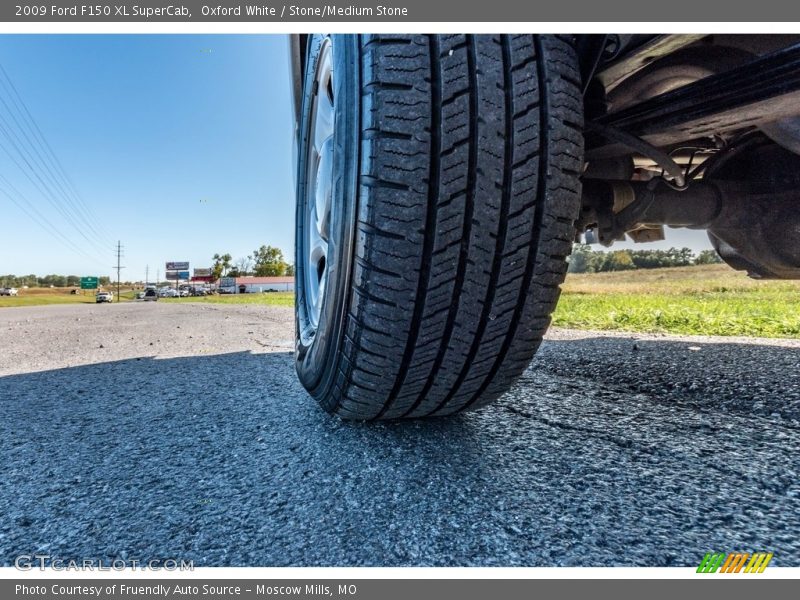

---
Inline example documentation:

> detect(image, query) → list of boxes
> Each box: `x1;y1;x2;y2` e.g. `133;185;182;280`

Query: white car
95;291;113;303
159;288;179;298
0;287;18;296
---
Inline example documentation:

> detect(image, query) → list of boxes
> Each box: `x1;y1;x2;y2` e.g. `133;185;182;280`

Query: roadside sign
80;276;98;290
178;271;190;280
194;268;212;277
166;261;189;271
192;276;214;283
165;270;178;279
220;277;236;288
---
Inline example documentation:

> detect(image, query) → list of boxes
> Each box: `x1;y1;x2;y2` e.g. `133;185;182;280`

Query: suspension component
579;179;800;279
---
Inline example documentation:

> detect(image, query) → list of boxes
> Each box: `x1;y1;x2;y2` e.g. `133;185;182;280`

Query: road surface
1;302;798;566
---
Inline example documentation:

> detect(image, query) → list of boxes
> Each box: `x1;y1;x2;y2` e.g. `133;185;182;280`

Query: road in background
1;303;798;566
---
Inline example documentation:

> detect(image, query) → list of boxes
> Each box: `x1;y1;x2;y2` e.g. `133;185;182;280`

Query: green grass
170;292;294;307
5;265;798;338
0;293;89;307
0;289;137;308
0;289;295;308
553;264;800;338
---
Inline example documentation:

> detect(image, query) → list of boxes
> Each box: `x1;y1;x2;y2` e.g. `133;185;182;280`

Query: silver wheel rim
304;38;335;334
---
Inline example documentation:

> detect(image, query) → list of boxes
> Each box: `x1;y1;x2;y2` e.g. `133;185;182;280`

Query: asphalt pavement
1;302;798;566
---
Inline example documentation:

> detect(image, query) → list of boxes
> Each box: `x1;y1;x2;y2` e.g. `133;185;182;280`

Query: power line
0;62;117;267
0;172;108;268
0;63;114;246
0;83;111;246
0;121;111;258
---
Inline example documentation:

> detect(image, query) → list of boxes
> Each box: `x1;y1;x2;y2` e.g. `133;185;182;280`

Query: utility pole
114;241;125;302
145;265;149;288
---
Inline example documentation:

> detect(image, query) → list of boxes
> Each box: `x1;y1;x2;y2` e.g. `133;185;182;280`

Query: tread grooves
372;35;441;420
426;35;515;417
400;35;478;419
459;34;550;413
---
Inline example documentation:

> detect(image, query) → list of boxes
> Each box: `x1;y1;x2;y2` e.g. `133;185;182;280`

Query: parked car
0;287;18;296
143;289;158;301
290;33;800;420
95;291;113;303
136;291;145;300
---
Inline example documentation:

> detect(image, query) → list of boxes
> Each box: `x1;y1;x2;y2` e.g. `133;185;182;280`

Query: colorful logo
697;552;773;573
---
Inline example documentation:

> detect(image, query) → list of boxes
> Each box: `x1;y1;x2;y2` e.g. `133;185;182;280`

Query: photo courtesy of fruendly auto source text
0;1;798;598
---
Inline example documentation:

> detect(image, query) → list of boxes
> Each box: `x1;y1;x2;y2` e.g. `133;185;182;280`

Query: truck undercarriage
579;34;800;279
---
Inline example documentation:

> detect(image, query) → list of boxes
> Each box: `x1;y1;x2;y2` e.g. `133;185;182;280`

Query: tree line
0;274;113;288
211;245;294;279
568;245;722;274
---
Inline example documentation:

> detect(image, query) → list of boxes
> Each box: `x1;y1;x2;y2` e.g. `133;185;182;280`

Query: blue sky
0;34;294;281
0;34;710;281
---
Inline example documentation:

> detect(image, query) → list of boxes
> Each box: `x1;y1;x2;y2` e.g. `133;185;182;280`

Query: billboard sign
165;270;178;279
166;261;189;271
177;271;190;280
193;268;212;277
220;277;236;288
79;276;98;290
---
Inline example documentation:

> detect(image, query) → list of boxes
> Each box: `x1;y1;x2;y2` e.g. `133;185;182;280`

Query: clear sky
0;34;710;282
0;34;294;281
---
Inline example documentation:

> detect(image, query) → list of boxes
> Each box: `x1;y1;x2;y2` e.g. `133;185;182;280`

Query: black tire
295;34;583;420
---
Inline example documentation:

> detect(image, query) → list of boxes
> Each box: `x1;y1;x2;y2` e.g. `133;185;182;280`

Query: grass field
0;287;137;307
171;292;294;307
554;264;800;338
0;288;294;309
4;265;798;338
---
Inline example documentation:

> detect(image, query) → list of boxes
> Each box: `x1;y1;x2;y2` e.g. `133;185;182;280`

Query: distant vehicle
95;291;113;303
179;289;189;297
136;291;145;300
159;288;179;298
0;287;18;296
143;289;158;301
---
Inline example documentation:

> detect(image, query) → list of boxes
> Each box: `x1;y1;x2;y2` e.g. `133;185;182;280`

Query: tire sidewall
295;34;360;407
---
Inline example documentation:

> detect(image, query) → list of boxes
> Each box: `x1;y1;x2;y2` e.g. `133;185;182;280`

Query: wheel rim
303;37;335;336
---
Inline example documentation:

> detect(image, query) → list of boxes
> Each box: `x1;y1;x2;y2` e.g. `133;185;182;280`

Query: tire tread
328;34;582;419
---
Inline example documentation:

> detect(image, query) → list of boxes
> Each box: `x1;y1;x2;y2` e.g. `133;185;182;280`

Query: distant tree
39;274;67;287
212;252;233;280
668;246;695;266
285;263;295;277
567;244;597;273
599;250;636;272
235;256;253;276
695;249;723;265
252;245;288;276
630;249;671;269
